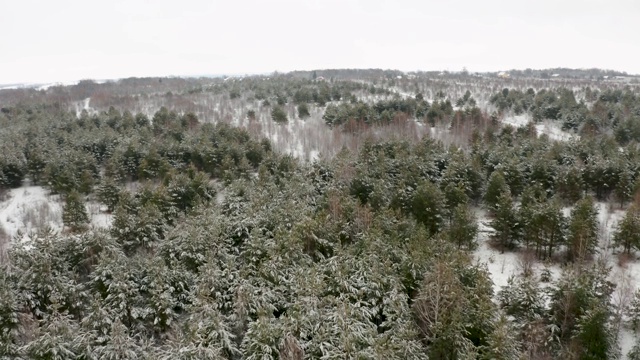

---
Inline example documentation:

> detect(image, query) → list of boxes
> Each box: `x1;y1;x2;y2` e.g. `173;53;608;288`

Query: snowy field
0;186;63;241
0;185;112;244
502;113;579;141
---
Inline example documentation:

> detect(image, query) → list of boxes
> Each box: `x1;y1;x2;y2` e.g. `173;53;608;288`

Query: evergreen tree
443;181;469;220
484;171;509;210
271;105;288;123
62;190;89;232
613;204;640;255
441;151;484;202
24;310;87;360
629;343;640;360
445;204;478;250
539;200;566;260
615;167;634;208
111;194;166;252
567;196;599;262
413;261;473;359
92;320;144;359
410;181;445;235
79;169;95;195
550;263;615;358
556;165;584;204
297;103;310;119
96;177;122;212
521;198;566;260
491;189;519;252
498;275;546;322
482;314;522;360
0;270;20;358
628;289;640;331
572;303;617;360
135;112;150;127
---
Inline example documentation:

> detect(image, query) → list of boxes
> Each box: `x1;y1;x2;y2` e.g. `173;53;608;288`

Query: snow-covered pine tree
484;170;509;211
491;189;520;253
613;204;640;255
567;195;599;262
445;204;478;250
62;190;89;232
482;313;522;360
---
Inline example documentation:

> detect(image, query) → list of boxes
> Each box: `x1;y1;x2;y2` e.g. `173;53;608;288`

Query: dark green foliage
491;189;519;252
614;167;634;208
0;270;20;357
110;191;167;252
410;181;445;235
152;106;179;134
567;196;599;261
442;151;484;202
443;181;469;217
323;96;427;127
445;205;478;250
549;263;616;359
556;165;584;203
426;99;453;125
135;112;150;127
297;103;310;119
498;275;546;321
489;88;535;114
413;259;494;359
628;289;640;331
2;73;639;359
613;204;640;255
96;177;121;212
165;169;215;212
63;190;89;231
481;314;522;360
629;343;640;360
0;151;26;188
271;105;288;123
484;171;509;210
520;198;566;259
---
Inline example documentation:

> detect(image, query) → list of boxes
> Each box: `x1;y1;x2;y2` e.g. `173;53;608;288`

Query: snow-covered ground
535;121;579;142
502;114;531;128
86;201;114;229
0;186;63;242
501;113;579;142
0;185;113;244
74;97;94;116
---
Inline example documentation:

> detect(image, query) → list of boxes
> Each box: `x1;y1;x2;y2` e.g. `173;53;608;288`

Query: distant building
498;72;510;79
315;76;326;82
551;74;560;78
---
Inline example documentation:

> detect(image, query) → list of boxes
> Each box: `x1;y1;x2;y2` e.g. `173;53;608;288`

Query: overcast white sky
1;0;639;84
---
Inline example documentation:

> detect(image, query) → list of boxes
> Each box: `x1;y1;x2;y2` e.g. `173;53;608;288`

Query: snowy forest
2;69;640;359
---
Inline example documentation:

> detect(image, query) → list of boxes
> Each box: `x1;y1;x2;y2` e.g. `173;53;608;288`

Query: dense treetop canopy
1;70;640;358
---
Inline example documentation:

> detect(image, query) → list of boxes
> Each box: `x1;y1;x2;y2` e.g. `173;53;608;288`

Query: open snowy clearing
0;186;63;241
502;113;579;142
0;185;113;244
535;120;579;142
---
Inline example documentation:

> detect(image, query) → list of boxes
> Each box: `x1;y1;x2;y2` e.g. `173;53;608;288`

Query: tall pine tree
62;190;89;232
